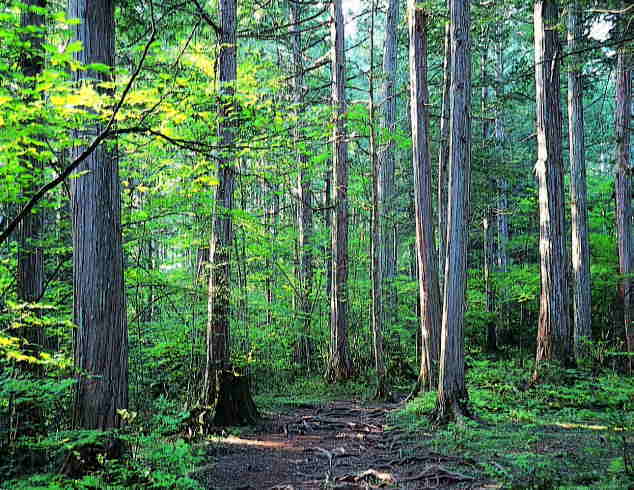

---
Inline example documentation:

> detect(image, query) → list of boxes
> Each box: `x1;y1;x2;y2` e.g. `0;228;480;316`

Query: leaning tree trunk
409;2;441;393
203;0;258;425
69;0;128;432
533;0;572;374
17;0;45;351
437;1;451;290
615;7;633;372
326;0;353;382
436;0;470;421
378;0;399;323
290;1;314;371
567;0;591;361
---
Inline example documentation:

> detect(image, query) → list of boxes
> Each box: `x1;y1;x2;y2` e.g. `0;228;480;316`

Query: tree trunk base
211;369;259;427
432;397;472;426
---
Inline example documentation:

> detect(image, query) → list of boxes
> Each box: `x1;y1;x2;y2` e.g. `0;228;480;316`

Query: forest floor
193;398;496;489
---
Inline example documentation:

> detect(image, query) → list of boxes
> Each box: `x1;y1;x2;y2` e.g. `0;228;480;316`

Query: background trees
0;0;633;485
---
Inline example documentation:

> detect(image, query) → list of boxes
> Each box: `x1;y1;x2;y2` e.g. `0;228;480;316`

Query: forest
0;0;633;487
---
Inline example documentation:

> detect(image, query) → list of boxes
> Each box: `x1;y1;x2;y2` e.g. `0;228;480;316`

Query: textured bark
204;0;237;403
409;5;441;393
291;1;314;369
378;0;399;320
533;0;572;372
437;8;451;290
327;0;353;381
69;0;128;430
615;9;633;371
567;1;592;360
17;0;46;348
494;33;509;274
437;0;470;420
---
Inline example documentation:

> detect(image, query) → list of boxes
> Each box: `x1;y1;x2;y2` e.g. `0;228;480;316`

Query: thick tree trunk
533;0;572;373
409;3;441;393
379;0;399;322
615;9;633;371
326;0;353;381
290;1;314;369
203;0;257;424
17;0;46;349
436;0;470;420
69;0;128;431
437;7;451;290
567;1;591;361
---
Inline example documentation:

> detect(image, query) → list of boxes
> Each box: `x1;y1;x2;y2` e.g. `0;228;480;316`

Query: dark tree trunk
533;0;572;374
567;0;591;361
436;0;470;421
69;0;128;431
615;5;633;371
203;0;258;424
409;3;441;393
326;0;353;381
484;211;497;352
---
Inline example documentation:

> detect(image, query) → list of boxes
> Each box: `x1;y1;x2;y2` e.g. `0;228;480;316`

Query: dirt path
194;400;493;489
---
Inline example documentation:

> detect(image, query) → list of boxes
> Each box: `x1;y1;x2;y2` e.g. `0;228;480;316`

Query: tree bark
567;0;592;361
409;3;441;393
378;0;399;322
327;0;353;382
437;4;451;291
615;5;633;371
436;0;470;420
484;211;496;352
69;0;128;431
533;0;572;373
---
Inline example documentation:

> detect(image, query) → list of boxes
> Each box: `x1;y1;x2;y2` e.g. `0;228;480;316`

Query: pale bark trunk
533;0;572;371
437;0;470;419
615;8;633;371
204;0;237;403
17;0;46;348
290;1;314;369
69;0;128;430
437;8;451;290
327;0;352;381
379;0;399;321
409;4;441;393
495;36;509;274
567;0;592;360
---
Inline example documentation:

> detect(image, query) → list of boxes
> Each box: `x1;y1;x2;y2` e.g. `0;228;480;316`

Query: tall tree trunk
17;0;45;349
437;3;451;290
290;1;314;370
533;0;572;373
615;6;633;372
484;211;496;352
436;0;470;420
379;0;399;323
567;0;591;361
69;0;128;431
203;0;258;424
326;0;353;381
409;3;441;393
370;0;387;399
494;30;509;275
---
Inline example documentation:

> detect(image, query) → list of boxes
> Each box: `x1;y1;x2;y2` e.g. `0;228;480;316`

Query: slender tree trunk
409;3;441;393
533;0;572;373
379;0;399;323
484;211;496;352
369;0;387;399
615;7;633;371
202;0;257;425
326;0;353;381
17;0;46;349
494;33;509;274
69;0;128;431
437;4;451;290
436;0;470;420
290;1;314;369
567;0;591;361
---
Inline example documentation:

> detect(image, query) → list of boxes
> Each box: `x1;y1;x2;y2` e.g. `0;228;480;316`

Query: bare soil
193;399;497;489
